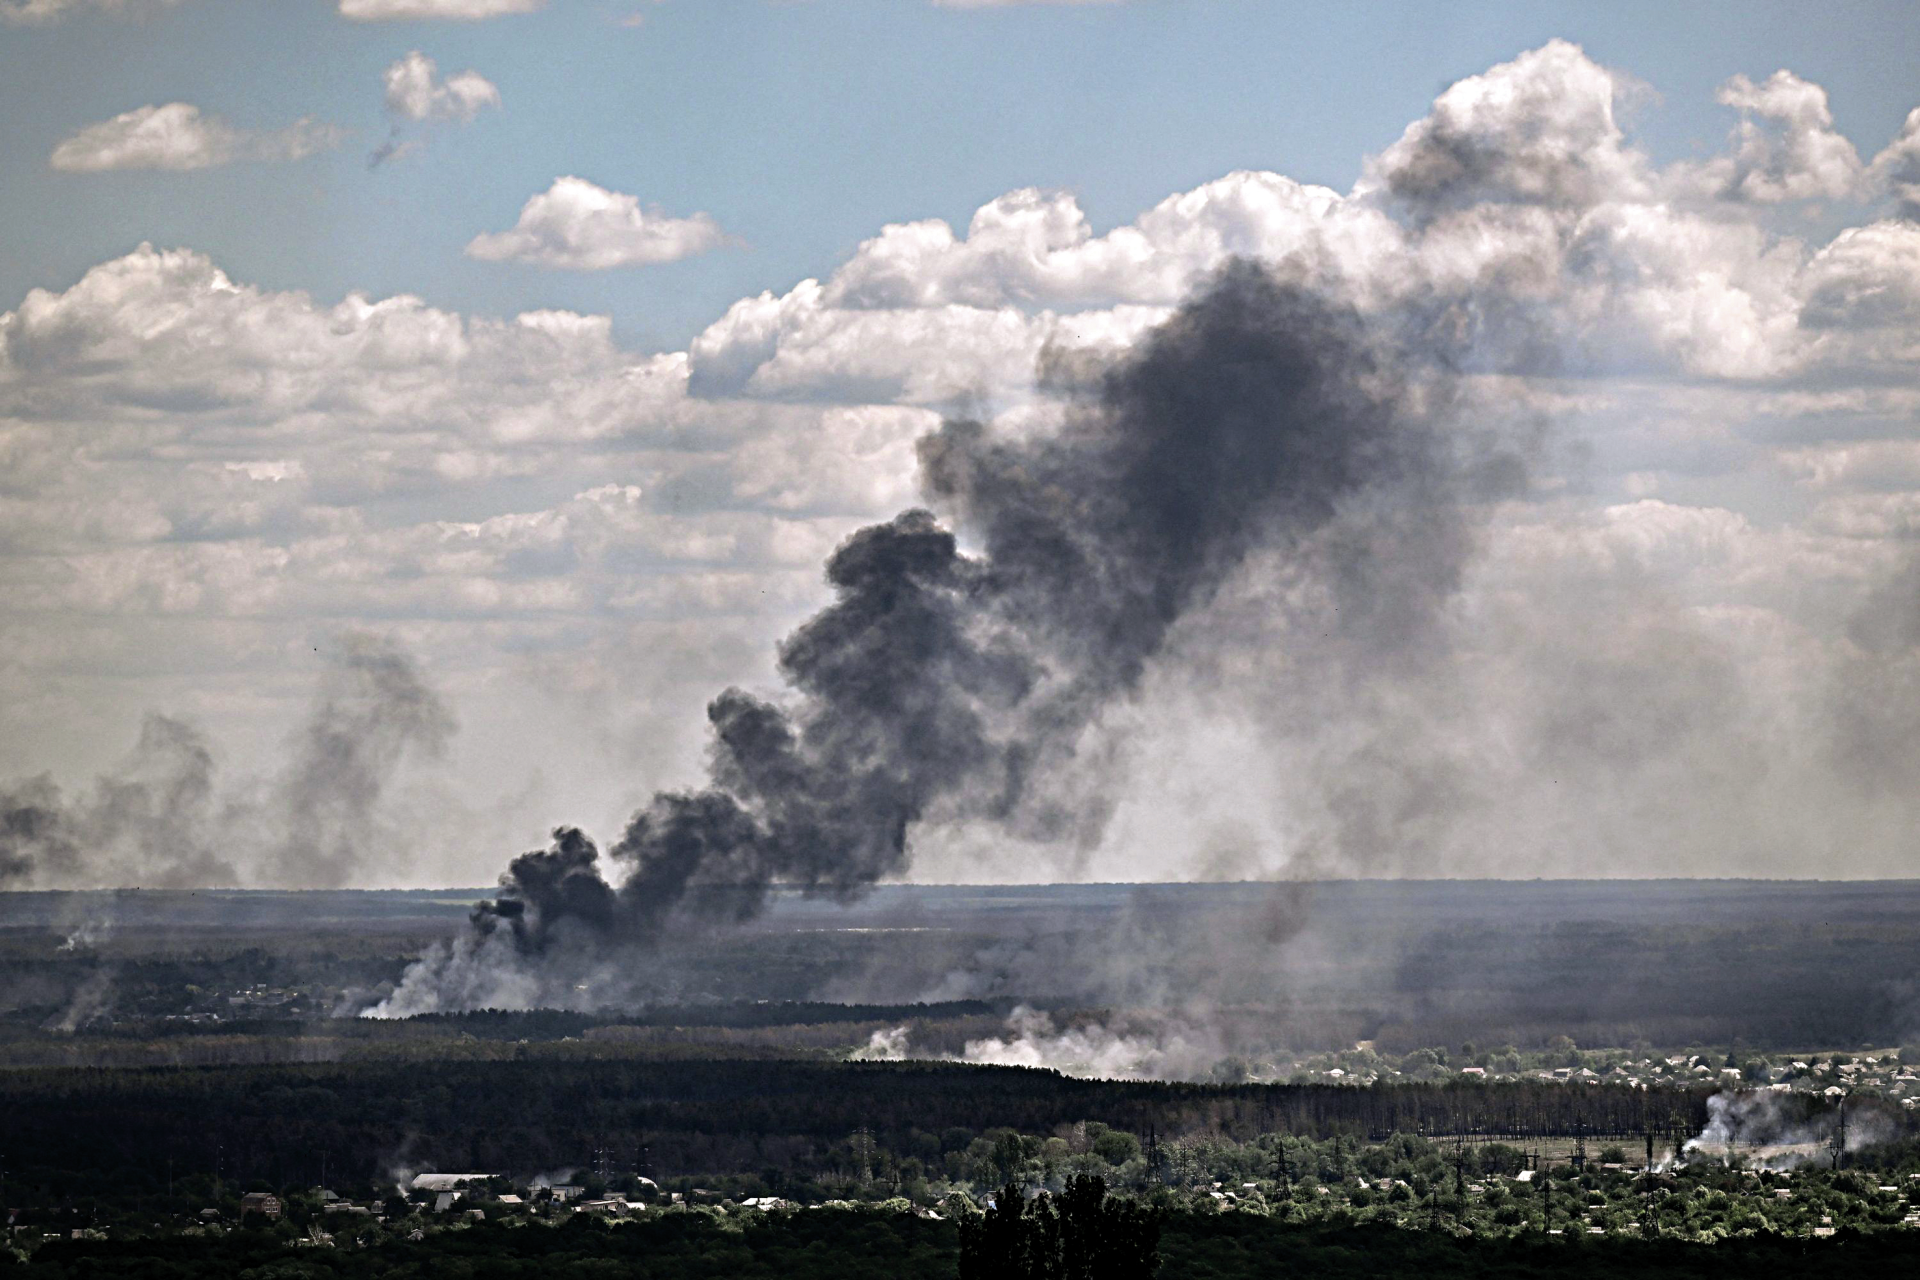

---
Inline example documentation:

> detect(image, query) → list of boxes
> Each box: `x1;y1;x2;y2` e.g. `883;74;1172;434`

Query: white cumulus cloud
384;51;500;122
1671;70;1866;203
465;177;730;270
50;103;342;173
1870;107;1920;221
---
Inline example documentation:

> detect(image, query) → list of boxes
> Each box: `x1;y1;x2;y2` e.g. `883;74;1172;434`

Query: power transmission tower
1643;1129;1657;1237
851;1128;874;1188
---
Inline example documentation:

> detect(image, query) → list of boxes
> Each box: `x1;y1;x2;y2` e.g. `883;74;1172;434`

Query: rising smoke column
265;635;457;888
0;634;451;890
375;261;1509;1015
0;713;237;889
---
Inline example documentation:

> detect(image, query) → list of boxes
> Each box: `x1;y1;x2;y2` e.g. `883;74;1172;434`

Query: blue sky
5;0;1917;350
4;1;1920;889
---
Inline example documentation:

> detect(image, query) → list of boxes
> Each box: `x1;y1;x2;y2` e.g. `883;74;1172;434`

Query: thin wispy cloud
1;0;178;24
50;103;342;172
339;0;543;20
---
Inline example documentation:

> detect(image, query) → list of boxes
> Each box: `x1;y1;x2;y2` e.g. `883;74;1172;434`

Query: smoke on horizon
370;261;1526;1016
0;634;452;891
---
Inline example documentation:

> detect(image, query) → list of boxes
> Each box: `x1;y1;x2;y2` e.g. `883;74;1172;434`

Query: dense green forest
9;1214;1920;1279
0;1059;1734;1201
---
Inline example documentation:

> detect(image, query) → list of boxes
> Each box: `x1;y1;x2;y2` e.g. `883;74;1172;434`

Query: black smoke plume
379;261;1508;1014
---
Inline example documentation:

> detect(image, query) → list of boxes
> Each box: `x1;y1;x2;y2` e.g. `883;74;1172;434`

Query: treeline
10;1214;1920;1278
0;1058;1729;1200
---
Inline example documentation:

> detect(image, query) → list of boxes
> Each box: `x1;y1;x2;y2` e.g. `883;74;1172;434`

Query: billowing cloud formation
50;103;342;172
466;177;730;270
384;51;500;122
1871;108;1920;220
1367;39;1648;213
1;0;176;24
7;41;1920;902
1677;70;1865;203
340;0;541;19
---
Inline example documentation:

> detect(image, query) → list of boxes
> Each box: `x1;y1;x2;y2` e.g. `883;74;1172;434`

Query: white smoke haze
856;1006;1237;1082
1682;1089;1896;1171
956;1006;1231;1081
385;1160;418;1199
47;967;115;1035
56;917;111;952
851;1025;911;1060
367;929;564;1018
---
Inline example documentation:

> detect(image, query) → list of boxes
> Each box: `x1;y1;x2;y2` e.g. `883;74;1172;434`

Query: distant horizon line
6;876;1920;895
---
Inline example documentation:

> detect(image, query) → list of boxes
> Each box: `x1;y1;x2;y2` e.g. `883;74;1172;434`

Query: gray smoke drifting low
0;635;451;890
374;262;1519;1015
1683;1089;1897;1171
884;1005;1236;1083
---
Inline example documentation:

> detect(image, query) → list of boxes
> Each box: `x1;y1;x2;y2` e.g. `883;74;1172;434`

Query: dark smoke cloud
376;261;1515;1014
0;635;451;890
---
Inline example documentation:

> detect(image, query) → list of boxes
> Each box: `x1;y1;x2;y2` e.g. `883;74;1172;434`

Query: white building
412;1174;497;1193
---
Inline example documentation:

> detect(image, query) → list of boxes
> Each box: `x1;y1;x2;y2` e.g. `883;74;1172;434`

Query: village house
239;1192;282;1220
